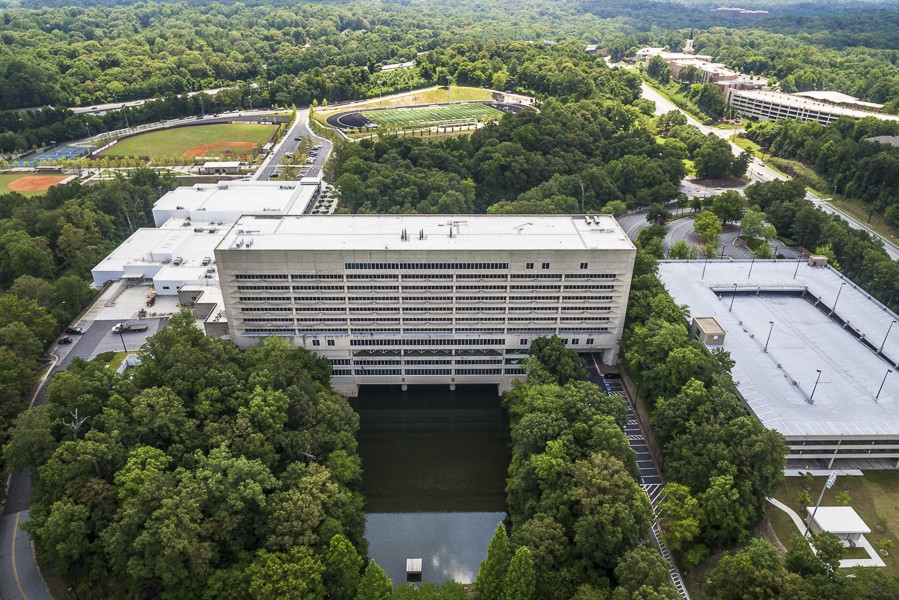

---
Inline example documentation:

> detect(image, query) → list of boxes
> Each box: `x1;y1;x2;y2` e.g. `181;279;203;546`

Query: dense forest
0;170;175;447
5;318;368;599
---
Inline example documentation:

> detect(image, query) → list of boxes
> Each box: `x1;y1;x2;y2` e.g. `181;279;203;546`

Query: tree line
4;318;370;599
623;248;787;567
742;116;899;232
0;169;175;448
474;335;680;599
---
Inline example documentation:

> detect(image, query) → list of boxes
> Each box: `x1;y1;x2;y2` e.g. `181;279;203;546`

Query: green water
354;385;510;584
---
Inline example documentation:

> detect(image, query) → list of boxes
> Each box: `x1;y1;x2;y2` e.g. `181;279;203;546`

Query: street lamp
879;320;897;355
810;369;823;402
830;282;846;315
764;321;774;353
794;257;802;279
729;283;737;312
118;331;128;353
877;369;893;400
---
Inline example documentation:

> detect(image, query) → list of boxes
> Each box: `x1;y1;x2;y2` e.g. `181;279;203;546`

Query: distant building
214;214;636;397
715;6;769;17
728;89;899;125
584;44;599;54
794;91;884;113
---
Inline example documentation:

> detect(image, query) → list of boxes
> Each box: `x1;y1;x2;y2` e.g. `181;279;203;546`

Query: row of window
345;262;509;270
330;368;521;377
245;306;613;314
235;272;618;281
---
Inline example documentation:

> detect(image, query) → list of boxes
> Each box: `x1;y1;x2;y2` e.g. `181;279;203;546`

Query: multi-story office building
215;214;636;396
727;89;899;125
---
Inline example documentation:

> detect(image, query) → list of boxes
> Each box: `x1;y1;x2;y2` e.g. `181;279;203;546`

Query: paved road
256;109;332;181
0;511;53;600
643;81;898;262
1;316;166;600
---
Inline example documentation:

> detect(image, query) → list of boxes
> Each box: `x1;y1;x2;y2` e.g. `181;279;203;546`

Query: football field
366;103;503;128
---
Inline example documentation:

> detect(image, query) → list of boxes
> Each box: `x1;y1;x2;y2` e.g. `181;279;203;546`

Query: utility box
691;317;725;346
808;254;828;268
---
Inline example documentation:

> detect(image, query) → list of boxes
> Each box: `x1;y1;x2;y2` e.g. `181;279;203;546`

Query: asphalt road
256;109;332;181
642;81;899;262
0;511;53;600
1;317;166;600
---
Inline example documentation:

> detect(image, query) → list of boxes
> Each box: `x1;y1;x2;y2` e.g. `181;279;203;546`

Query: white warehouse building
215;214;636;396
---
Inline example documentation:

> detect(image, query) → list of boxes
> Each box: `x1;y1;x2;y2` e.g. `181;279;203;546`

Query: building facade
727;89;899;126
215;214;636;396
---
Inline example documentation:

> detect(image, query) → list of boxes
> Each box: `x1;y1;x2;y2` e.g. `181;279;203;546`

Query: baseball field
102;124;277;158
0;173;69;196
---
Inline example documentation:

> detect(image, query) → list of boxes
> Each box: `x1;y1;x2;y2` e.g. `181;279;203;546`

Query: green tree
612;545;679;600
476;523;510;600
502;546;536;600
694;137;735;179
355;560;392;600
656;483;702;551
692;210;722;256
707;539;785;600
526;336;588;386
246;547;326;600
324;534;364;600
711;191;746;225
667;240;697;260
647;56;671;84
3;405;56;473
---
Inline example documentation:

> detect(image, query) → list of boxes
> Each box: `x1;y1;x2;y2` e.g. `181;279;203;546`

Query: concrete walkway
766;498;886;568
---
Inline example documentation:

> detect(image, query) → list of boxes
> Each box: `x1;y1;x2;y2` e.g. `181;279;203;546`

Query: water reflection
355;385;510;585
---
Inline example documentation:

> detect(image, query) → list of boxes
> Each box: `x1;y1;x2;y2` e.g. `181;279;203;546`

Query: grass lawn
318;86;494;114
829;197;899;246
365;103;502;128
0;172;60;196
103;124;276;157
770;472;899;577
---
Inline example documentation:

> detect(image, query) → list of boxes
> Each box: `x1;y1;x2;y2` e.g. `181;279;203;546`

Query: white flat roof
152;180;319;225
217;214;635;253
794;90;884;110
202;161;242;168
732;90;899;122
808;506;870;534
658;261;899;439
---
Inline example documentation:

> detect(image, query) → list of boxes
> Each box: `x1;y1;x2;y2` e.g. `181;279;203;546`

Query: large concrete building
215;214;636;396
658;260;899;470
727;89;899;125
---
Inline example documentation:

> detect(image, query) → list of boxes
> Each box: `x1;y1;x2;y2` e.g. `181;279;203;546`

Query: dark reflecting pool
355;385;510;585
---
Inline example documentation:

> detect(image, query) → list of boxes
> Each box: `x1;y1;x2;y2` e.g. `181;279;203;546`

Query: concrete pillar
449;384;456;391
402;384;408;391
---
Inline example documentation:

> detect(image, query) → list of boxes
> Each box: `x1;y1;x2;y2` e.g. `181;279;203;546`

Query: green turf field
102;124;277;157
365;103;503;128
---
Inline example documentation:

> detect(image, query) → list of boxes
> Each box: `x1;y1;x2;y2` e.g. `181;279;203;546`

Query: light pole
805;471;838;537
811;369;823;402
764;321;774;353
118;331;127;353
378;80;384;107
794;257;802;279
830;282;846;315
729;283;737;312
876;369;893;400
748;255;755;278
879;320;897;355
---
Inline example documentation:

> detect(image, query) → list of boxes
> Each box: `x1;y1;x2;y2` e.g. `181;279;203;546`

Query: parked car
58;337;73;345
285;152;294;158
65;326;84;335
